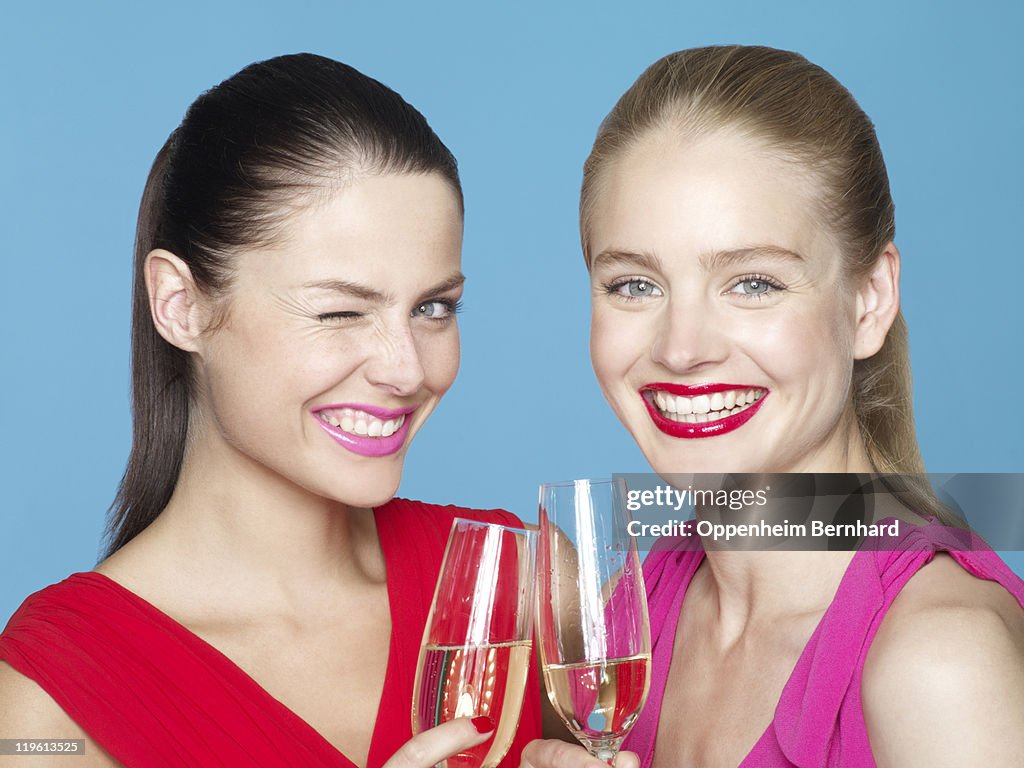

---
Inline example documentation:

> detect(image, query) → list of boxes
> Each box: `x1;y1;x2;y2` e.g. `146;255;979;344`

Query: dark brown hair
105;53;461;556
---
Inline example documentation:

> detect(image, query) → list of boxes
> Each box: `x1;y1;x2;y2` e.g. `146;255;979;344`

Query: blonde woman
524;46;1024;768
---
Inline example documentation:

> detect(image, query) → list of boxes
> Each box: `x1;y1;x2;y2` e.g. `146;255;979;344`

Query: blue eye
739;280;769;295
728;275;784;298
606;278;664;300
412;299;462;320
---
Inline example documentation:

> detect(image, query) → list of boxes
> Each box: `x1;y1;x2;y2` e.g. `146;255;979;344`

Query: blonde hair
582;46;956;522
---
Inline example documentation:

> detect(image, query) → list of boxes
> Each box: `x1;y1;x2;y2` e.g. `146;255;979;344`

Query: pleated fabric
0;499;542;768
625;519;1024;767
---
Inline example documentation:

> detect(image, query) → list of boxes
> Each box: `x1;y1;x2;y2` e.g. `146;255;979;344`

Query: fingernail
471;715;495;733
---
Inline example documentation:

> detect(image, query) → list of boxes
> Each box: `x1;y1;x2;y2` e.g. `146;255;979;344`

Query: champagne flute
537;478;651;764
412;519;537;768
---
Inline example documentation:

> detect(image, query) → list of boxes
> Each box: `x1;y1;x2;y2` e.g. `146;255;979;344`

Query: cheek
199;342;295;450
590;307;642;390
204;319;359;409
749;303;855;392
421;327;460;393
589;316;619;397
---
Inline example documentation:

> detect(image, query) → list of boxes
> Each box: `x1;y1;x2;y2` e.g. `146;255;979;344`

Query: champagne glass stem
586;737;623;765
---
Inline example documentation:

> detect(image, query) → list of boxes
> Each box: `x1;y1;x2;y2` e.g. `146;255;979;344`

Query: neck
697;548;854;646
134;422;386;613
696;414;872;643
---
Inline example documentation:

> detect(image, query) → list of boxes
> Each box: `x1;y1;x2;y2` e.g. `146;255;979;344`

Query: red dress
0;499;542;767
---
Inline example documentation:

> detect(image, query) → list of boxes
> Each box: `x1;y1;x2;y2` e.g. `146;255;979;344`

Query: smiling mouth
316;407;407;438
639;384;769;439
645;387;767;424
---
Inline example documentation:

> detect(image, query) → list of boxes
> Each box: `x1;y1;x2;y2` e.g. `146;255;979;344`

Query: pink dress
623;519;1024;767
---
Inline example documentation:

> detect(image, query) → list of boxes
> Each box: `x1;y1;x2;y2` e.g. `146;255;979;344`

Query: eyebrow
301;272;466;304
591;249;665;273
302;279;390;303
418;272;467;298
591;246;805;273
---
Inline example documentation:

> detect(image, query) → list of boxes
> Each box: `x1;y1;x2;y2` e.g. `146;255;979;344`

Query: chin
338;475;402;509
643;440;774;476
303;461;404;510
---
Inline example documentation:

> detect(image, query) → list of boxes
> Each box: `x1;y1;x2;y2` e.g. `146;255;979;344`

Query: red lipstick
640;383;768;439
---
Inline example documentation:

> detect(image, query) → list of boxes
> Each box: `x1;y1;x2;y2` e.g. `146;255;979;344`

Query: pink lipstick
311;403;416;457
641;382;768;439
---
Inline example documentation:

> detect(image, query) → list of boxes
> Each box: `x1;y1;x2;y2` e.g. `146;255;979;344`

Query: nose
650;297;729;374
364;317;427;397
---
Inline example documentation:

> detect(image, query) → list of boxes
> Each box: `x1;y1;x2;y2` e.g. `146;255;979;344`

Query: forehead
238;173;464;288
588;127;838;269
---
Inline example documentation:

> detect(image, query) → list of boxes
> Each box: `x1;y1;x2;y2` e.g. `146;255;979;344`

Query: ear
144;249;206;353
853;242;901;360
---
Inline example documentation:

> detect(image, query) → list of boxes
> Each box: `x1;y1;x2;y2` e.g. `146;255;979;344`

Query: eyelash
413;298;464;322
602;276;663;302
316;299;464;323
600;274;788;303
316;311;361;322
727;274;787;300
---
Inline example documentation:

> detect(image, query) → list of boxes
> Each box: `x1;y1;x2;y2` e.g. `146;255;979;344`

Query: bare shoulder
863;554;1024;767
0;662;121;767
0;661;82;736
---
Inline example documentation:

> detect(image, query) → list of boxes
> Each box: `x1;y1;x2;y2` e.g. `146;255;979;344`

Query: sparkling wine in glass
537;478;652;764
412;519;537;768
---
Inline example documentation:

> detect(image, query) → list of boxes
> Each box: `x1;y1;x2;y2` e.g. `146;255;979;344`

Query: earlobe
145;249;205;353
853;242;901;360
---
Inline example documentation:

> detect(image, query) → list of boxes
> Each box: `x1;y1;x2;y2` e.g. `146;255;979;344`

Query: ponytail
104;139;191;556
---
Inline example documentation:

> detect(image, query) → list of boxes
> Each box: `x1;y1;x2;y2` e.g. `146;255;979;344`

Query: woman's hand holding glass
519;740;640;768
384;717;499;768
412;519;538;768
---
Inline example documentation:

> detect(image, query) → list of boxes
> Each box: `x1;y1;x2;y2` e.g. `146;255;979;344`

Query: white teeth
320;409;406;439
653;388;765;423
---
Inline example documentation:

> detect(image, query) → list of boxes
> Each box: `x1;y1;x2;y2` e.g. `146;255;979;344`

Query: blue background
2;0;1022;622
